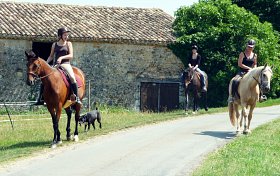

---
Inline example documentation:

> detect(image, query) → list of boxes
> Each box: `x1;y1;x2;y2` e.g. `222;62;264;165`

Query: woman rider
34;27;81;105
230;39;266;102
187;45;207;92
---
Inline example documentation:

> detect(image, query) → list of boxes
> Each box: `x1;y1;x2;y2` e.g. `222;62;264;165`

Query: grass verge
192;118;280;175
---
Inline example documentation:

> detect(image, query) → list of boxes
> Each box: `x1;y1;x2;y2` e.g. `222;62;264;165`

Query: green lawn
192;118;280;176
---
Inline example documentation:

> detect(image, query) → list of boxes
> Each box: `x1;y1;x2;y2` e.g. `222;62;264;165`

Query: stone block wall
0;39;184;110
0;39;32;102
73;42;184;110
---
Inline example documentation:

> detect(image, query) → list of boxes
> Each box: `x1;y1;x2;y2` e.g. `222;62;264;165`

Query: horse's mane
38;57;55;71
242;65;271;80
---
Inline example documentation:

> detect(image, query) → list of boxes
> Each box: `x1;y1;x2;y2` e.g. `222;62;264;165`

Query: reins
27;60;54;80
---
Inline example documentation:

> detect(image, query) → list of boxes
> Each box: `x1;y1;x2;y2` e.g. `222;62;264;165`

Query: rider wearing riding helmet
49;27;81;104
187;45;207;92
230;39;266;102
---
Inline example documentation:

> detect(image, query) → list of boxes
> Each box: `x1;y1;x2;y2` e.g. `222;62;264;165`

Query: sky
5;0;199;16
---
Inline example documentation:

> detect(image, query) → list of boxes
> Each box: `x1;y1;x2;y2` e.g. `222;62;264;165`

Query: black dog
78;108;102;131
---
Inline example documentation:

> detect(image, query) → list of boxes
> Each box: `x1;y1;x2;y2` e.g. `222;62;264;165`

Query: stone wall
0;39;32;102
0;39;184;110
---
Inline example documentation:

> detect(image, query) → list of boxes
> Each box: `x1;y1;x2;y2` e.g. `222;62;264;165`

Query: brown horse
25;50;86;148
183;68;208;113
228;65;273;134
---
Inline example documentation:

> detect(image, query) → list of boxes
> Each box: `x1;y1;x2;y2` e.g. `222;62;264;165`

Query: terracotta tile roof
0;2;175;45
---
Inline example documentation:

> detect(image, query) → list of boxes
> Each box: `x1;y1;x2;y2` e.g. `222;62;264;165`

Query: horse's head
259;65;273;93
183;68;195;87
25;50;40;86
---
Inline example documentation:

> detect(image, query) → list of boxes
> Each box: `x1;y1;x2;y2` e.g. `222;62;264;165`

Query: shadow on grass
194;131;236;139
1;141;50;150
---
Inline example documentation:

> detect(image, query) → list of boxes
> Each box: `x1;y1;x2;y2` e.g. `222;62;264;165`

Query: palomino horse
228;65;273;134
183;68;208;113
25;51;86;148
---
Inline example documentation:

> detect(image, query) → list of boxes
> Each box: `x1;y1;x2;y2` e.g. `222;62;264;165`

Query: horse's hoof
236;131;242;136
205;107;208;111
243;129;251;135
73;135;79;142
67;135;72;141
57;140;62;145
50;143;57;149
192;111;197;114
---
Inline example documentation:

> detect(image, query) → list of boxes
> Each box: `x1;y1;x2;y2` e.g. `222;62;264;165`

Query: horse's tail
228;101;235;126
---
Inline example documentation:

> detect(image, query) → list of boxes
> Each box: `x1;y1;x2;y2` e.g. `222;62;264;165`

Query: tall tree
171;0;280;107
232;0;280;31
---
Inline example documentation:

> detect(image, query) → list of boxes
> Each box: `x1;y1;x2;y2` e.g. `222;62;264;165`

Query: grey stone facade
0;39;184;110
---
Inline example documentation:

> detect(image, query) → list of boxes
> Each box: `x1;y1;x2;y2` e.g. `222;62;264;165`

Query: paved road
1;105;280;176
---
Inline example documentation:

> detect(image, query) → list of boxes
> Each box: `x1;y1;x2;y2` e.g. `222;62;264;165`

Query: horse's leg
245;104;256;134
47;107;59;148
185;88;189;112
65;108;72;141
73;104;82;142
193;90;198;113
242;107;248;134
53;105;63;147
234;104;241;135
203;92;208;111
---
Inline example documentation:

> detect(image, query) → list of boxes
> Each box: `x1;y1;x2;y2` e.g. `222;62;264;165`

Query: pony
182;68;208;113
228;65;273;134
25;50;86;148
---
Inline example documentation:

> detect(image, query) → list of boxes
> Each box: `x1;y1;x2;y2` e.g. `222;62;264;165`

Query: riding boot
71;83;82;105
200;74;207;92
33;84;44;105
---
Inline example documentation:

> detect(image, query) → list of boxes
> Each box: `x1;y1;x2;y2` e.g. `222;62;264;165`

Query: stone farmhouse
0;2;184;111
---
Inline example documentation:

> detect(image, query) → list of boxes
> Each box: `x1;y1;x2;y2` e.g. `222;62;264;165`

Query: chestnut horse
228;65;273;134
183;68;208;113
25;51;86;148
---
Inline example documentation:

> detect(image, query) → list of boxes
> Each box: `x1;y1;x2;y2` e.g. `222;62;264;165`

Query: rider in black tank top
240;52;256;73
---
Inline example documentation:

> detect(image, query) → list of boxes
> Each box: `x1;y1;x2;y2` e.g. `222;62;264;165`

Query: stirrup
75;96;82;105
259;95;267;102
228;96;234;103
202;86;207;92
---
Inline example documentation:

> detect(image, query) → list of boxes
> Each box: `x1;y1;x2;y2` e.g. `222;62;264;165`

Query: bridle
184;68;194;86
252;67;271;93
27;60;53;80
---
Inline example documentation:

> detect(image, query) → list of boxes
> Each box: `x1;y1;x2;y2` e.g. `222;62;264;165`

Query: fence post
88;80;91;112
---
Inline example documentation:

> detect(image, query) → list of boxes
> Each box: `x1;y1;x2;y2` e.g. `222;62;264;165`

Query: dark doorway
140;82;179;112
32;42;52;61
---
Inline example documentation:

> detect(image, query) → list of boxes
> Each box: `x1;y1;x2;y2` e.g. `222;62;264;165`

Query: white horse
228;65;273;134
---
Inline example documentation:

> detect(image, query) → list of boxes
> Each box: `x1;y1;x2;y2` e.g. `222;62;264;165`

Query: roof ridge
1;1;165;12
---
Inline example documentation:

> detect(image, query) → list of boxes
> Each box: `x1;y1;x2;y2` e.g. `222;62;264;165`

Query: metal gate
140;82;179;112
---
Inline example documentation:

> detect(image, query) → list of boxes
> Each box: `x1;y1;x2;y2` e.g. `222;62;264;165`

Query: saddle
57;67;83;108
57;67;82;88
231;72;246;99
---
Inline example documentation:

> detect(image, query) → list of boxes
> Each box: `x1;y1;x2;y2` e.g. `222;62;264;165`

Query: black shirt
240;52;256;72
188;54;202;67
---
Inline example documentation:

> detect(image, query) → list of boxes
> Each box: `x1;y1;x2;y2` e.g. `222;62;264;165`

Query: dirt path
1;105;280;176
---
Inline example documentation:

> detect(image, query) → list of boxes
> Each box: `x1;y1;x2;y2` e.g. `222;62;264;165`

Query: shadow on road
194;131;236;139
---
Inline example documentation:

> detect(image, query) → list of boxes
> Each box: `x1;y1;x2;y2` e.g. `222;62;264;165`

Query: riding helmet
247;39;256;48
57;27;70;37
192;45;198;50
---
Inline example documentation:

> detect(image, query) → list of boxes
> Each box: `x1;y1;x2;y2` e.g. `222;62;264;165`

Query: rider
34;27;81;105
229;39;266;102
187;45;207;92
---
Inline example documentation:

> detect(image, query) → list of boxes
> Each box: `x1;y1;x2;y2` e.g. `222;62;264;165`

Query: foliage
170;0;280;107
232;0;280;32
